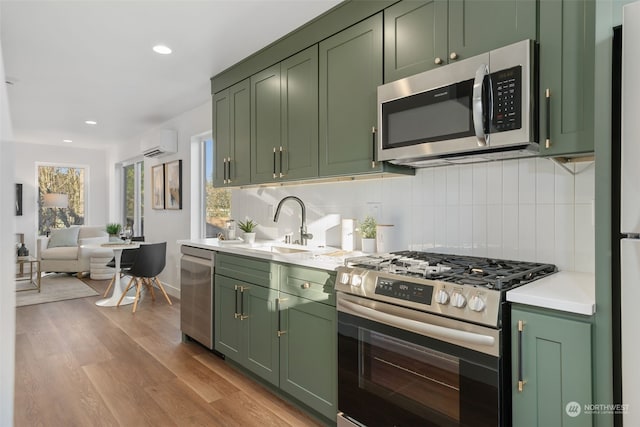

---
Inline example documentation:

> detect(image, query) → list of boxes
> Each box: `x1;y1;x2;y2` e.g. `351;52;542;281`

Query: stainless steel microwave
377;39;537;167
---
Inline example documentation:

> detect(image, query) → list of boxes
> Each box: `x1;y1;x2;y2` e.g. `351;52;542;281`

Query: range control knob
339;272;350;285
435;289;450;305
451;292;467;308
469;295;486;312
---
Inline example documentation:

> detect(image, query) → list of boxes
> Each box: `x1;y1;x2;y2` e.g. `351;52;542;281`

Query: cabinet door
251;65;282;183
214;275;242;363
212;80;251;187
229;79;251;186
319;14;383;176
212;88;230;188
281;45;319;181
279;294;337;420
242;284;280;386
384;0;448;82
448;0;536;62
538;0;595;156
511;308;592;427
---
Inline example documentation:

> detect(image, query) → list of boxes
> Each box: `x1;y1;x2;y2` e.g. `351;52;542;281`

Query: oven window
338;312;501;427
363;331;461;422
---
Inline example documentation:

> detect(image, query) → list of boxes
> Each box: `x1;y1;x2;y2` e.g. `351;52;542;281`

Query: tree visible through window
38;165;85;235
204;139;230;237
123;161;144;237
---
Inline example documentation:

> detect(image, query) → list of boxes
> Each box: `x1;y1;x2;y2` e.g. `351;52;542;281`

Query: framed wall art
164;159;182;210
151;164;165;209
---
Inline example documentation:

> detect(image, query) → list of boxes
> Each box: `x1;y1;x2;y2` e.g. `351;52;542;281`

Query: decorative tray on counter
217;238;244;245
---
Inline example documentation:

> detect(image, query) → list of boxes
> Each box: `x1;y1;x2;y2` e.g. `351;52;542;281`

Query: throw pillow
48;227;80;248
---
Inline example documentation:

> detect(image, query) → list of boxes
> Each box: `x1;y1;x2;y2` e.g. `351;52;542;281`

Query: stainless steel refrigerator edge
621;2;640;424
180;245;215;349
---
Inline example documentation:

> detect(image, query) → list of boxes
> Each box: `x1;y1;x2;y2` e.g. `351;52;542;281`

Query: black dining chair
117;242;172;313
102;236;145;297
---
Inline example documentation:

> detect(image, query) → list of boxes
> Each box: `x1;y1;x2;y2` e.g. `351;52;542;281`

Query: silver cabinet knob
301;282;311;289
434;57;443;65
449;52;459;60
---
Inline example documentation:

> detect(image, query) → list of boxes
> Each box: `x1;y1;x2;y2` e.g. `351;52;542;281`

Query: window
123;160;144;237
203;138;231;237
38;164;86;235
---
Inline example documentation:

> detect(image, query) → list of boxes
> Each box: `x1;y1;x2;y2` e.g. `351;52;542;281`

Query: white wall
232;157;595;273
14;143;111;256
0;37;16;426
119;102;211;295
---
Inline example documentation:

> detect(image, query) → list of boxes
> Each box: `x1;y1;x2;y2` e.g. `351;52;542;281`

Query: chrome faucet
273;196;313;246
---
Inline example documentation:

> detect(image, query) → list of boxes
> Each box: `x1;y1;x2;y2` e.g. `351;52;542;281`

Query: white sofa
37;225;109;278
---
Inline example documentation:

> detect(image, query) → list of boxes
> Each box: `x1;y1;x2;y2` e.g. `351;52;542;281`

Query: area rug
16;274;99;307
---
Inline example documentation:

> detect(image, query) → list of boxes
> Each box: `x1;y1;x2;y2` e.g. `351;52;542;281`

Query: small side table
16;256;41;292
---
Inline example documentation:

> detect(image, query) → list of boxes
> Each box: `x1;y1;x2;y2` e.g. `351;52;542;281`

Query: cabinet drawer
280;265;335;306
215;253;276;288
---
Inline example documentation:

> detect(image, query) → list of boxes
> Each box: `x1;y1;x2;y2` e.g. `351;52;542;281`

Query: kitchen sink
269;246;311;254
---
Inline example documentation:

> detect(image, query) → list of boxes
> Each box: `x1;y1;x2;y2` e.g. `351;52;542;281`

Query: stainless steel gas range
335;251;556;427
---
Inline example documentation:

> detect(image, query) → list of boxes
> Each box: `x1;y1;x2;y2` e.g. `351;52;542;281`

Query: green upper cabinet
319;14;384;176
384;0;447;82
448;0;536;64
212;79;251;187
251;65;282;184
538;0;595;157
251;46;319;184
511;306;593;427
280;45;319;181
384;0;536;83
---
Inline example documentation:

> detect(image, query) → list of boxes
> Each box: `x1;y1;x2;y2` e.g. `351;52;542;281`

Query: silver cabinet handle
234;285;239;318
450;52;459;60
371;126;377;168
223;159;228;184
472;64;490;147
276;297;288;337
301;282;311;290
227;157;232;183
279;146;284;178
434;57;443;65
239;286;248;320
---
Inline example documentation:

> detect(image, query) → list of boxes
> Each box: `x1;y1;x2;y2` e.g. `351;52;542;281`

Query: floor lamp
42;193;68;235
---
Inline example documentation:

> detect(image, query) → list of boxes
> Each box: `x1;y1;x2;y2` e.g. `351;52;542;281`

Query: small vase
361;238;376;253
17;243;29;257
244;232;256;245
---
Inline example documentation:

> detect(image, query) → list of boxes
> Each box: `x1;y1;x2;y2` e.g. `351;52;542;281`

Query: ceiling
0;0;342;150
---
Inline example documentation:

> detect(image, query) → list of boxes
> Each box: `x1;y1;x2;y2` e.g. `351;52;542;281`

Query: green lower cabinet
214;274;279;386
278;294;337;420
511;306;592;427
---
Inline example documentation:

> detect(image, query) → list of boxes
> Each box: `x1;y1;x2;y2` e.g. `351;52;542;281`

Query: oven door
337;293;505;427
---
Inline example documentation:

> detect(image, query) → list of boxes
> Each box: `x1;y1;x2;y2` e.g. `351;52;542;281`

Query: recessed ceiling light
63;139;72;143
153;44;172;55
85;120;97;125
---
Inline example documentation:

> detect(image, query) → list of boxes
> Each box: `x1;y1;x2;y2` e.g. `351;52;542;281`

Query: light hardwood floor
14;277;324;427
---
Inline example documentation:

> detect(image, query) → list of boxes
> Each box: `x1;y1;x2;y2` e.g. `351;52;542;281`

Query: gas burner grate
345;251;557;291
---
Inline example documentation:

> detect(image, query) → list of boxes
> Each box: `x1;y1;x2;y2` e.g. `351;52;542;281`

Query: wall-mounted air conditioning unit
141;129;178;157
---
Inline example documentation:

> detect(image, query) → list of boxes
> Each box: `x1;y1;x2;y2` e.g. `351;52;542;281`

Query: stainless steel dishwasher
180;245;215;350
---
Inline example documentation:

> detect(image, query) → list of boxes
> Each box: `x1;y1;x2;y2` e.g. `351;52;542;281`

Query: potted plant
358;216;377;253
106;223;122;241
238;219;258;244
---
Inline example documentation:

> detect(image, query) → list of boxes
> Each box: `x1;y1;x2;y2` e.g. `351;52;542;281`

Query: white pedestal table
95;242;140;307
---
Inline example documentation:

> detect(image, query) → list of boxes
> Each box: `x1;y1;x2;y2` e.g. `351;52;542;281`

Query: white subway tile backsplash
472;163;488;205
518;159;537;204
575;162;595;204
502;160;519;204
535;158;555;204
233;157;594;273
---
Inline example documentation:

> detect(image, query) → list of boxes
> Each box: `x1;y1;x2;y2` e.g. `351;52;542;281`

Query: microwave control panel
491;65;522;132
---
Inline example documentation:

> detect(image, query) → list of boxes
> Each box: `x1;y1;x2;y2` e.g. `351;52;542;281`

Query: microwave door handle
473;64;490;147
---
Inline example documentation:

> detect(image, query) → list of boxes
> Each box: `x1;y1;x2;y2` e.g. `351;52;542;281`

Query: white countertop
506;271;596;315
178;238;359;271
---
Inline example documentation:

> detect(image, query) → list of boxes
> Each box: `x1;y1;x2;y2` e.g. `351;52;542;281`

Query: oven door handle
339;299;496;347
